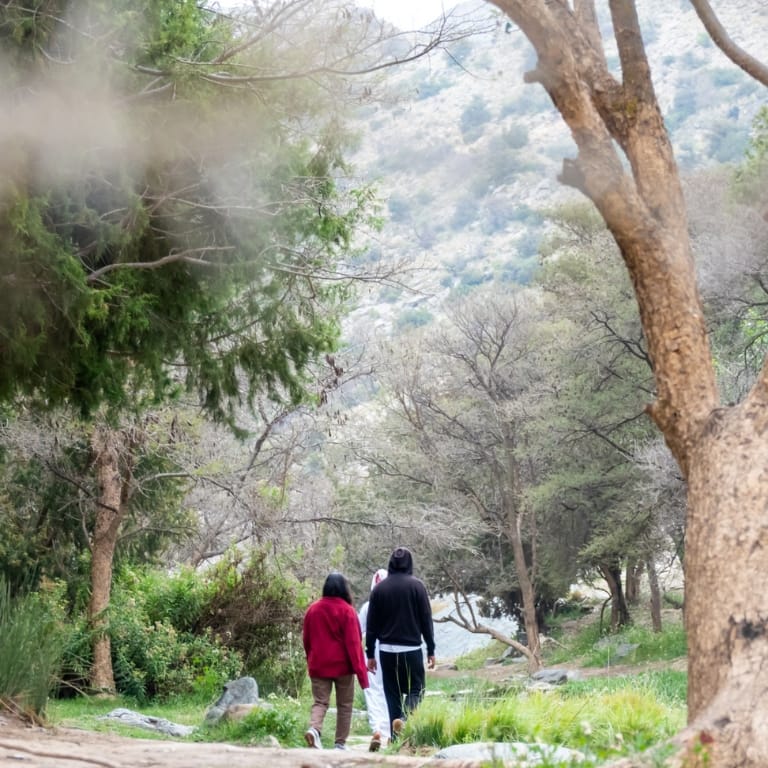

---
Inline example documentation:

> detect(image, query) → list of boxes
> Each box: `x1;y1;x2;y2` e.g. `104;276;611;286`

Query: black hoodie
365;547;435;658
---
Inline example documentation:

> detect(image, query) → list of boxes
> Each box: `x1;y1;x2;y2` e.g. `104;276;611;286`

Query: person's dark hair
322;572;353;604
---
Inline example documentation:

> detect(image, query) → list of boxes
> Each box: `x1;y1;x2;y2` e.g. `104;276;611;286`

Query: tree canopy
0;0;376;426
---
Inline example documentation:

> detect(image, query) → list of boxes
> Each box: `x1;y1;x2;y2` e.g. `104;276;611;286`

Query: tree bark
689;0;768;87
625;560;643;605
646;558;662;633
489;1;768;763
499;422;542;671
600;560;630;630
88;427;124;695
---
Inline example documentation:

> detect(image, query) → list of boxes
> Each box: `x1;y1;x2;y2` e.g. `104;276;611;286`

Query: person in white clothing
358;568;390;751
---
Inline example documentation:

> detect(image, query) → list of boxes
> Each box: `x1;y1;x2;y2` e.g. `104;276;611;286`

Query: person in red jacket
302;572;369;750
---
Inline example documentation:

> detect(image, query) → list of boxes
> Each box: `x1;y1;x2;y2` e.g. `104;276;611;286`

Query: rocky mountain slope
344;0;766;339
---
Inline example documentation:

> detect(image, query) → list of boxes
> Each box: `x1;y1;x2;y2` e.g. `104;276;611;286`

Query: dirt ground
0;657;686;768
0;711;476;768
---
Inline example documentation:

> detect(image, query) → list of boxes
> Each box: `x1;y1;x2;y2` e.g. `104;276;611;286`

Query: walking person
302;572;369;750
358;568;390;751
365;547;436;741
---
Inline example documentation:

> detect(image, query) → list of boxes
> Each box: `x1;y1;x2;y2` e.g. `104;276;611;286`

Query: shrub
0;578;68;717
196;548;310;697
56;567;242;703
396;308;434;331
460;95;491;143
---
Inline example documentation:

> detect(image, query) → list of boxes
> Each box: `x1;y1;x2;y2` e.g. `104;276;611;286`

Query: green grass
403;677;686;765
43;607;688;764
454;640;508;670
48;689;371;747
49;696;204;739
545;614;687;668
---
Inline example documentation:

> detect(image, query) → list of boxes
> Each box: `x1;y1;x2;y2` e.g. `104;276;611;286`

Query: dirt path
0;655;686;768
0;720;467;768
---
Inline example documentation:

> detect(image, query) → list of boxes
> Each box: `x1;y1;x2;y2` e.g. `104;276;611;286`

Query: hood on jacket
371;568;388;591
388;546;413;575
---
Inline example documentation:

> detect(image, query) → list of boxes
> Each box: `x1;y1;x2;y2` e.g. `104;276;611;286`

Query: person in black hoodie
364;546;436;739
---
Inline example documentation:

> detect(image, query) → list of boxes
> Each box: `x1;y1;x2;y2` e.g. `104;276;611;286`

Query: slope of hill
344;0;766;338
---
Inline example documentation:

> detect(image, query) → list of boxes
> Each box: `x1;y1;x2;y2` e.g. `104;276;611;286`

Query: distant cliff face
346;0;765;337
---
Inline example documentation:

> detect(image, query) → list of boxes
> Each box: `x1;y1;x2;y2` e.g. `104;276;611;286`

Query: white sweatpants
364;643;391;739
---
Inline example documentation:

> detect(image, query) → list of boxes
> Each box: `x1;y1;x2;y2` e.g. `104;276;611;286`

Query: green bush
138;567;215;632
196;549;310;697
57;568;242;703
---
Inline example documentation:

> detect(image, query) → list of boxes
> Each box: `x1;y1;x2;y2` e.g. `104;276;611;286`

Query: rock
614;643;639;659
222;701;272;722
530;669;569;685
98;708;195;737
432;741;584;765
205;677;260;725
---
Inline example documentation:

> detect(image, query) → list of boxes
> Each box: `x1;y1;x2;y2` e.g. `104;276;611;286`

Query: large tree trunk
489;1;767;764
683;393;768;758
88;427;125;695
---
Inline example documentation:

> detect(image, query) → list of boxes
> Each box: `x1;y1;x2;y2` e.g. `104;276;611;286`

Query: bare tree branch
689;0;768;87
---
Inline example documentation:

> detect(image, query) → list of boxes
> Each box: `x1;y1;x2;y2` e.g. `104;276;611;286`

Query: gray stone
205;676;260;725
99;708;195;737
614;643;639;659
531;669;569;685
432;741;584;765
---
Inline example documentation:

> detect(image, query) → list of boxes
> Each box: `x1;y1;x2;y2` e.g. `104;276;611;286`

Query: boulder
205;676;260;725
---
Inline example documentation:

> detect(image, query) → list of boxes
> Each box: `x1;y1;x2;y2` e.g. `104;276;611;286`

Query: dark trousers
379;649;425;735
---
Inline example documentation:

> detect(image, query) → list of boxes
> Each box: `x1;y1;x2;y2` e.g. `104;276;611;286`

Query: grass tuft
0;580;66;718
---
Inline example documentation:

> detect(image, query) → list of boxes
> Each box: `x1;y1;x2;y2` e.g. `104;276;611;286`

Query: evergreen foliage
0;413;193;598
0;1;372;427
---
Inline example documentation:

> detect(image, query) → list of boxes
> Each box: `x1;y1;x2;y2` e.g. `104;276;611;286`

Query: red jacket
302;596;369;689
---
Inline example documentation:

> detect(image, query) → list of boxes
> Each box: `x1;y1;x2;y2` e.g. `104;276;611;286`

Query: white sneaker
304;727;322;748
334;743;348;750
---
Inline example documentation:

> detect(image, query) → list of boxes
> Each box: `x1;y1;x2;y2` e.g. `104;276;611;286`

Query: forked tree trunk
600;560;630;630
490;1;767;763
88;427;125;695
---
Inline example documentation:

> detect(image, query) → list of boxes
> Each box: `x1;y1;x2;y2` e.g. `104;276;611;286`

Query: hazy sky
358;0;457;29
216;2;466;31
